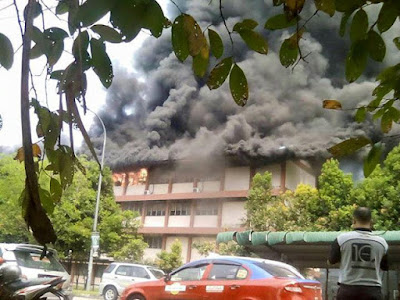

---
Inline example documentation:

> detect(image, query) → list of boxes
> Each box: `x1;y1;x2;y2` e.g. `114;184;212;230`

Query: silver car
99;262;164;300
0;243;72;297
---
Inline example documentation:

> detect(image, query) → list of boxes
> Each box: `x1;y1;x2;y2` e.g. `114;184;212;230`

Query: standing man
328;207;389;300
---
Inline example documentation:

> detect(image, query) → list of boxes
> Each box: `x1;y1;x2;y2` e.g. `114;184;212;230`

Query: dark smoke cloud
90;0;398;170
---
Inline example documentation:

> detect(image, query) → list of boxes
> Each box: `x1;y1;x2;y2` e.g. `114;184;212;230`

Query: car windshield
148;267;165;279
255;262;301;279
14;250;66;272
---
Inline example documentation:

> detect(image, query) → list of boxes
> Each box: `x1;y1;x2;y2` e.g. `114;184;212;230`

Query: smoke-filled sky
91;0;400;170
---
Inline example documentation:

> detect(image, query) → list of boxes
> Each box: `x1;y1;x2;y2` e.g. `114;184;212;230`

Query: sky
0;0;169;150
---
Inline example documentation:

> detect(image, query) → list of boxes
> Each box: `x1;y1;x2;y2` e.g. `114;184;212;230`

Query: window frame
170;263;209;282
207;263;249;281
115;265;133;277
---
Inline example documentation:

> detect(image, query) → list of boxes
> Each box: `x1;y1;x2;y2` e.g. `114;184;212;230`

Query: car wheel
103;286;118;300
128;294;145;300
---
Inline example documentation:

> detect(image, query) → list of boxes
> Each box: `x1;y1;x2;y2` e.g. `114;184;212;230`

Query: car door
131;266;152;283
160;263;210;300
114;265;136;290
202;263;248;300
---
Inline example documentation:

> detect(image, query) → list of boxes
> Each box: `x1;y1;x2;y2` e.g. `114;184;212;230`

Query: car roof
171;256;303;278
110;262;162;269
0;243;56;254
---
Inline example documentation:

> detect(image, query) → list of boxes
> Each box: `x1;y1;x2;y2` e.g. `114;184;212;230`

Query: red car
120;256;322;300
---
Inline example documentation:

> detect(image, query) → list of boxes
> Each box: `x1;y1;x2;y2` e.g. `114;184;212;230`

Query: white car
99;262;165;300
0;243;72;297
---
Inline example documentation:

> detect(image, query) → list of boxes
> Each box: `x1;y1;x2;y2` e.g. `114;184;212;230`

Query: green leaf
78;0;115;27
264;14;297;30
328;136;371;157
273;0;284;6
24;2;42;20
339;10;353;37
67;0;79;35
377;2;398;33
56;1;69;15
335;0;365;12
373;108;386;120
59;148;75;189
229;64;248;107
233;19;258;31
91;25;122;43
72;31;90;69
207;56;233;90
350;9;368;42
279;38;298;68
345;40;368;82
373;82;394;99
314;0;336;16
367;97;381;112
43;27;69;41
367;30;386;62
376;64;400;82
183;14;207;57
0;33;14;70
47;40;64;67
90;39;113;88
141;0;165;38
172;15;189;62
355;107;366;123
363;143;383;177
110;0;141;42
208;29;223;59
39;186;54;214
381;109;397;133
30;45;43;59
50;178;62;203
50;70;64;80
192;45;209;77
237;29;268;55
394;37;400;50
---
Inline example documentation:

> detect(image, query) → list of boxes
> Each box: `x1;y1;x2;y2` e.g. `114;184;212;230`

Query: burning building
113;158;317;262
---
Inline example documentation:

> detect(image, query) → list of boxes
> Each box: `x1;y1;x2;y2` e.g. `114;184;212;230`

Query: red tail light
284;283;303;293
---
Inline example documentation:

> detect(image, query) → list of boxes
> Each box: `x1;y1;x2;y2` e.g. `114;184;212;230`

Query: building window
195;201;218;215
144;236;163;249
121;202;143;214
146;201;166;216
170;201;191;216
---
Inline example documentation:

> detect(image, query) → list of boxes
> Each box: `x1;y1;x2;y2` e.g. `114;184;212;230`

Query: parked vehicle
120;256;322;300
0;244;72;297
0;256;68;299
99;262;165;300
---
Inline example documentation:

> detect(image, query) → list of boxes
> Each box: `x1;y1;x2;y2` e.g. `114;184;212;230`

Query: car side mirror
164;274;171;282
145;274;151;279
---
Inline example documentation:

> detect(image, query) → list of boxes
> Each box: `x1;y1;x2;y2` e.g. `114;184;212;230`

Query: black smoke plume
90;1;398;171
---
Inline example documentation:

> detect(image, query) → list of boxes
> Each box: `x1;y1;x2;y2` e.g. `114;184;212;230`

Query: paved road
73;297;102;300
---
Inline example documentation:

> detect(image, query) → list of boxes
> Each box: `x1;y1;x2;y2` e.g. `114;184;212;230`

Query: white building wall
150;184;169;195
126;185;146;195
166;236;189;262
224;167;250;191
221;201;246;227
190;237;216;261
256;164;281;188
172;183;193;193
113;186;124;196
143;248;162;262
143;216;165;227
286;161;316;191
200;181;220;192
168;216;191;227
193;216;218;227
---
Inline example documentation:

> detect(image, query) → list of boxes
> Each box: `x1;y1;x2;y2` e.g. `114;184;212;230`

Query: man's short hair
353;207;372;224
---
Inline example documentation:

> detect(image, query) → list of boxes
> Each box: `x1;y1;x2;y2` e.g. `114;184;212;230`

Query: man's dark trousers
337;284;383;300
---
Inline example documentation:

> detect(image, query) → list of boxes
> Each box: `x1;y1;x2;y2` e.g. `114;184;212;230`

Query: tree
0;0;399;244
351;145;400;230
0;155;33;243
156;239;183;273
193;240;248;257
245;160;355;232
0;154;146;260
245;172;277;231
51;157;147;259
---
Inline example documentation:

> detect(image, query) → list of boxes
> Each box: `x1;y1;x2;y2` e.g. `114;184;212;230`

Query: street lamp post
86;109;106;291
